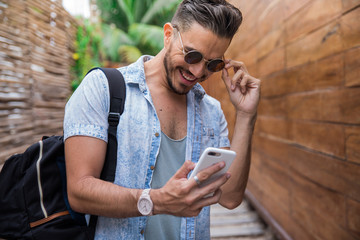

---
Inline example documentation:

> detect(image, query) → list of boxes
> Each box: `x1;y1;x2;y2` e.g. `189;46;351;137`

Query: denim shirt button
140;229;144;235
150;165;155;170
155;132;160;137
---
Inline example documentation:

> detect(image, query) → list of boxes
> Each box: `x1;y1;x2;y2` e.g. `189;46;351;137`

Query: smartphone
189;147;236;188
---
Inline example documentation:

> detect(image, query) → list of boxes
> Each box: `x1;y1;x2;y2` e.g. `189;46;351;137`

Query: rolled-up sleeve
63;69;110;142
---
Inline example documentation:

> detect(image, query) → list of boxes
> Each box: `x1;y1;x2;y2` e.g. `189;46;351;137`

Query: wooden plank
257;25;284;60
291;120;345;158
320;88;360;124
341;6;360;50
230;0;267;51
346;198;360;236
342;0;360;12
289;146;360;201
284;88;360;124
287;53;344;91
290;172;356;240
255;116;290;140
256;0;285;37
286;21;342;68
256;117;346;158
227;42;257;70
260;71;293;98
253;134;360;201
257;47;285;77
229;0;259;17
259;164;290;208
285;0;342;43
345;126;360;164
283;0;311;20
258;96;287;118
261;53;343;98
345;47;360;87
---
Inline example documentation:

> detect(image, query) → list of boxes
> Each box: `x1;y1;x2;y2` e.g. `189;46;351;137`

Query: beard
163;51;188;95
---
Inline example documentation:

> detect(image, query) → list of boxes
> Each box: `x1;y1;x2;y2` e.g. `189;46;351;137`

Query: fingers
158;161;230;217
232;70;245;91
175;160;195;179
222;59;258;94
190;161;231;201
224;60;248;73
189;161;225;188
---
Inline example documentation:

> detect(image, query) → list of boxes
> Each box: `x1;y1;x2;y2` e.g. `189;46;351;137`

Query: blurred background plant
71;0;181;91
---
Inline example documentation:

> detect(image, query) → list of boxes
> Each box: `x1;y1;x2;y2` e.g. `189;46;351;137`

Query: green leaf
101;24;134;62
141;0;181;24
118;45;142;63
117;0;134;25
128;23;164;55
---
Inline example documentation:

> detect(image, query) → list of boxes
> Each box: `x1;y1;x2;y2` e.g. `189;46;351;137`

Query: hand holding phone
189;147;236;188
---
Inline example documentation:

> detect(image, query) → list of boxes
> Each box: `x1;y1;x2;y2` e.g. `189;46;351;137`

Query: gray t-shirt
145;132;186;240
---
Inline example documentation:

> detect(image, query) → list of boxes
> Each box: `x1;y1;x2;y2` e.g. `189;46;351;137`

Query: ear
163;23;174;49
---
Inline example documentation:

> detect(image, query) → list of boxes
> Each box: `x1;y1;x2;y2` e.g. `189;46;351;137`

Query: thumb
174;160;195;179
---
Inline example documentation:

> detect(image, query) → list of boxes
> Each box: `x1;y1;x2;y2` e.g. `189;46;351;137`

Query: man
64;0;260;239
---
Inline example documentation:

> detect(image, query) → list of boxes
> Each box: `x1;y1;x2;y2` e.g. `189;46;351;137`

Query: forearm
67;176;141;218
219;111;256;208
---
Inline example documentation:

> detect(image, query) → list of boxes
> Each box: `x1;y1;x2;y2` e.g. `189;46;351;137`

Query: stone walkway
210;200;277;240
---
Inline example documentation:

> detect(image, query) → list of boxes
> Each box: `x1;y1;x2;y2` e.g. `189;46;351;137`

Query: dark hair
171;0;243;39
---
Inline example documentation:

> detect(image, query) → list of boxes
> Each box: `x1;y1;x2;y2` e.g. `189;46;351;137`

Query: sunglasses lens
207;59;225;72
184;51;203;64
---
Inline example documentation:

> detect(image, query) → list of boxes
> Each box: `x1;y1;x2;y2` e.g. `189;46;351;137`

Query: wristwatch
137;189;153;216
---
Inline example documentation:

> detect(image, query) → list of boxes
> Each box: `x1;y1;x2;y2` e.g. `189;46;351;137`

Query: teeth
180;69;196;81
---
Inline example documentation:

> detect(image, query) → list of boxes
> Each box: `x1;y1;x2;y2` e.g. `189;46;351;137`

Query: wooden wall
203;0;360;239
0;0;76;164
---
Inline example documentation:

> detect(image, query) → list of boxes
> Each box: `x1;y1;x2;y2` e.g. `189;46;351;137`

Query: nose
188;61;206;78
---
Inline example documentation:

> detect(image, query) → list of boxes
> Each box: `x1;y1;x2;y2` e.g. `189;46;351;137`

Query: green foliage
140;0;181;25
118;45;142;63
101;23;133;62
71;19;105;91
95;0;181;57
96;0;180;29
71;0;181;91
128;23;164;55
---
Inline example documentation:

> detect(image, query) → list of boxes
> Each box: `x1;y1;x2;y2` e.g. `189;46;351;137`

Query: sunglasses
175;27;225;72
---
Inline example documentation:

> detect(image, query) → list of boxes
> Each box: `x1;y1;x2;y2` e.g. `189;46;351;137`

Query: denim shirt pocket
201;126;218;151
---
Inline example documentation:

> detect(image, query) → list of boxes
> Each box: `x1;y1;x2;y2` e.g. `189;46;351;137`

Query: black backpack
0;68;126;240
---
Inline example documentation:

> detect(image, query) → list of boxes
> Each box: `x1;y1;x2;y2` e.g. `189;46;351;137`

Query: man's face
163;23;231;95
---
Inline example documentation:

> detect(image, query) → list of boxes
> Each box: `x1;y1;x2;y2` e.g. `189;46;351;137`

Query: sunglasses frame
174;27;225;72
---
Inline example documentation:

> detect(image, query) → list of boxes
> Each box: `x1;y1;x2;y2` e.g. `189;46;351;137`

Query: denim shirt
64;56;230;240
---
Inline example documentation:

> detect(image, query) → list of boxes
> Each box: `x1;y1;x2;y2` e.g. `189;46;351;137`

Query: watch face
138;198;152;215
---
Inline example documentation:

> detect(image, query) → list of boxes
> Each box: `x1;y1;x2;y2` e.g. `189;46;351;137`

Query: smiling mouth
180;69;196;82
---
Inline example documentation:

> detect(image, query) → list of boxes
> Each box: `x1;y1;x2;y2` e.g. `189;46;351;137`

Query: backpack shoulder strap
100;67;126;118
94;67;126;182
85;67;126;181
99;68;125;182
86;67;126;237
